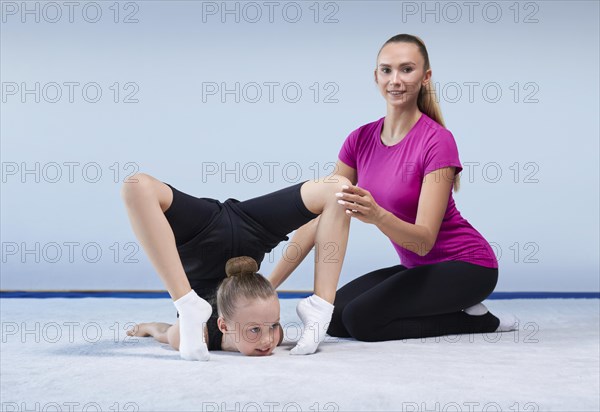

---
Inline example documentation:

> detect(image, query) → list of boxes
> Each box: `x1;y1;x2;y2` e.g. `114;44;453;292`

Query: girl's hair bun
225;256;259;278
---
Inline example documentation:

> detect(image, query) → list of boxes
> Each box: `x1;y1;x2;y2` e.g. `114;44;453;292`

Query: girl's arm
268;161;357;289
268;217;320;289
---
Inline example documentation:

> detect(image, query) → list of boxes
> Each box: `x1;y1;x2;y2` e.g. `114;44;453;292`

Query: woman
120;174;351;359
268;33;517;342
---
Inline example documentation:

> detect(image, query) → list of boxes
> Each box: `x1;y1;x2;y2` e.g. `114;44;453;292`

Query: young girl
128;256;284;357
121;174;351;360
268;33;518;342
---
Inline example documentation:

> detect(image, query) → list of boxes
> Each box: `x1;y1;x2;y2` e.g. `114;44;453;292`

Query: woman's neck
382;107;422;142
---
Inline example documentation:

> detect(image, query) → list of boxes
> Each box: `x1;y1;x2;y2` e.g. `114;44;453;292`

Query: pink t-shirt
338;113;498;269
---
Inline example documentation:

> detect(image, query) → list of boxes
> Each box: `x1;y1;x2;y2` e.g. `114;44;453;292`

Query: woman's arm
338;167;455;256
267;161;357;289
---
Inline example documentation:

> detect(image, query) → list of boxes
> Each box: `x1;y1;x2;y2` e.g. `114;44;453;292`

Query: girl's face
374;42;431;108
219;296;281;356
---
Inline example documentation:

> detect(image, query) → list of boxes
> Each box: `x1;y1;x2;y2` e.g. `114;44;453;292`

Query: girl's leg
120;173;211;361
338;261;501;341
230;175;352;355
234;175;352;303
127;320;182;349
292;176;352;354
120;173;192;301
299;175;352;304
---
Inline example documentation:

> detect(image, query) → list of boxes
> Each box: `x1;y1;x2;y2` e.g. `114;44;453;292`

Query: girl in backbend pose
121;174;351;360
128;256;284;357
268;34;517;342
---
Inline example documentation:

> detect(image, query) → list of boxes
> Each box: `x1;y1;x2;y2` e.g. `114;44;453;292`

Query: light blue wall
1;1;598;292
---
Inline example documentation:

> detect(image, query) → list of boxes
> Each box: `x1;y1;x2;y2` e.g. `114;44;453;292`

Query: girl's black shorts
161;180;319;296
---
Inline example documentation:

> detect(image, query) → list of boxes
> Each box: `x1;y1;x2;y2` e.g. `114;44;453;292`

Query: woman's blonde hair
377;34;461;193
216;256;277;320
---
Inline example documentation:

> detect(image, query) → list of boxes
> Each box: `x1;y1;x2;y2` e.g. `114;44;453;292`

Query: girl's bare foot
127;322;171;340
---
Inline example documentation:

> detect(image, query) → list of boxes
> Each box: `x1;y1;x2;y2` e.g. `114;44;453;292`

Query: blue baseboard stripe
0;291;598;299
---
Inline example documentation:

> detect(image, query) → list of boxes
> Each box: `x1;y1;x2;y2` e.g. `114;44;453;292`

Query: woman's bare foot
127;322;171;343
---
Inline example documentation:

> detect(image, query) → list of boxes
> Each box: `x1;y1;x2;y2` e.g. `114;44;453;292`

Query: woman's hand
335;184;387;225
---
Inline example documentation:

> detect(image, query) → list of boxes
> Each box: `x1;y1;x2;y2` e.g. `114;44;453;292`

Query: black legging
327;260;501;341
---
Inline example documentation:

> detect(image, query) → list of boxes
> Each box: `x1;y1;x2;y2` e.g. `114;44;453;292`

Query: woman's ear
423;68;432;85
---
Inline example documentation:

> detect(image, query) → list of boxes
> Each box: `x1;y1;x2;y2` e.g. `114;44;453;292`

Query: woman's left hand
336;184;386;225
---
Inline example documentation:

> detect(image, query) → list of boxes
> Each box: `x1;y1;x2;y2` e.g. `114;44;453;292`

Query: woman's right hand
336;184;387;226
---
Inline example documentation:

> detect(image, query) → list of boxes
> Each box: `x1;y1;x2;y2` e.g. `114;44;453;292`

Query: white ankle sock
290;294;334;355
173;290;212;361
495;312;520;332
464;302;489;316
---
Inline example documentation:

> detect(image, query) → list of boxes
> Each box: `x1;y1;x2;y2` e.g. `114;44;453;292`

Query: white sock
464;302;489;316
495;312;520;332
290;294;334;355
173;290;212;361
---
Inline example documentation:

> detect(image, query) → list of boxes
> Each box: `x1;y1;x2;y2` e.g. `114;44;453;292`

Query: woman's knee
326;304;351;338
326;322;351;338
341;301;377;342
